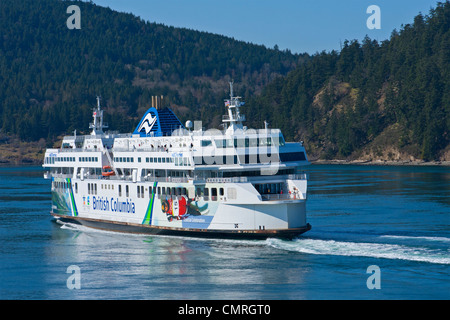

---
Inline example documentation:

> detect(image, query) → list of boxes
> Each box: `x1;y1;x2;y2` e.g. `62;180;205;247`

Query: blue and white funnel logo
137;113;157;134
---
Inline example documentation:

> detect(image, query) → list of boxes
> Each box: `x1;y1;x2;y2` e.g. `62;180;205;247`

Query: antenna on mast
229;81;234;100
96;96;101;109
90;96;108;135
222;81;246;134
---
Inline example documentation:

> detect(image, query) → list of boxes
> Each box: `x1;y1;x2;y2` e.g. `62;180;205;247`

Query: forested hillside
0;0;448;163
0;0;303;155
246;1;449;161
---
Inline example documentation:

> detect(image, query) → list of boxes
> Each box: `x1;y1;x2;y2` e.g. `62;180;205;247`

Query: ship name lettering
91;196;135;214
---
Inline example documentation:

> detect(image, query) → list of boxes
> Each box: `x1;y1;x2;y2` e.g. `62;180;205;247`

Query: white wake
266;237;450;265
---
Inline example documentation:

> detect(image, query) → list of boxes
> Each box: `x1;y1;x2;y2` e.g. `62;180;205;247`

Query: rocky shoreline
311;159;450;166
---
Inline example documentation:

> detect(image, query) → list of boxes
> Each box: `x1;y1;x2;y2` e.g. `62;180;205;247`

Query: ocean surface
0;165;448;300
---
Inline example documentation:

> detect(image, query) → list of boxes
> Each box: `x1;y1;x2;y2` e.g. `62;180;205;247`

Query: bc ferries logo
137;113;157;134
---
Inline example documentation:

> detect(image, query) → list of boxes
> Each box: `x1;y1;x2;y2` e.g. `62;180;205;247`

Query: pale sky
92;0;441;54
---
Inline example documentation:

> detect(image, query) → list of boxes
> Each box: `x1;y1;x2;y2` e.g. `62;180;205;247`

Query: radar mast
223;82;245;134
89;96;108;135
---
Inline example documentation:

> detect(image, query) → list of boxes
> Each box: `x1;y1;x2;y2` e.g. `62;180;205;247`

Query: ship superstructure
44;84;311;238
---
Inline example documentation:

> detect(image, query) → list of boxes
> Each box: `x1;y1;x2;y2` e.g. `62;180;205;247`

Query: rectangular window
211;188;217;201
279;152;306;162
201;140;212;147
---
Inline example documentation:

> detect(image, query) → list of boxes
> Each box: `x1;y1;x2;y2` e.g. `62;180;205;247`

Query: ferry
43;83;311;239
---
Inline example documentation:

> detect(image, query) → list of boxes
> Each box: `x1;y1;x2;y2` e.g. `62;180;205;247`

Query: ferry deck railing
260;193;304;201
48;172;308;183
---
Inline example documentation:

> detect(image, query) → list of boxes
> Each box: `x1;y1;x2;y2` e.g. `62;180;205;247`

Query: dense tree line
245;1;449;160
0;0;303;143
0;0;448;161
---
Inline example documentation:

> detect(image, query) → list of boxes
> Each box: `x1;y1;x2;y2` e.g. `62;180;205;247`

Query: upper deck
43;84;309;184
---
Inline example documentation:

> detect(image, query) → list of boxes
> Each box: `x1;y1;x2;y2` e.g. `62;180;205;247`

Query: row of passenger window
46;151;304;168
113;156;191;166
137;186;188;199
52;180;70;189
45;156;76;164
79;157;99;162
70;181;234;201
55;156;77;163
45;156;99;164
202;135;286;148
191;152;305;166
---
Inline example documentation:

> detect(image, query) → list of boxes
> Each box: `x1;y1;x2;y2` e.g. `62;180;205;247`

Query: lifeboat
102;165;115;177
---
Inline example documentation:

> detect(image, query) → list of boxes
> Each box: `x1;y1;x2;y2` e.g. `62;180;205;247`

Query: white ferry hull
50;177;310;239
45;90;312;239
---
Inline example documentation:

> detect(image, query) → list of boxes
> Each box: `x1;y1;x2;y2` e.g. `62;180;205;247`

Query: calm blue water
0;165;449;300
